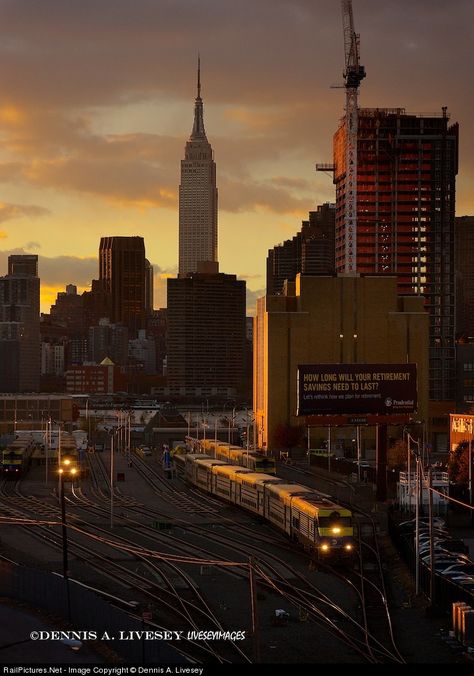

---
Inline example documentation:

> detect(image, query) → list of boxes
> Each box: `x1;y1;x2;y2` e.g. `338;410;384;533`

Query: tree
449;441;470;486
387;438;408;471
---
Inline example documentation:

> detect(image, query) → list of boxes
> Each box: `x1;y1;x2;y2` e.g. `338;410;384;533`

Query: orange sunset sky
0;0;472;313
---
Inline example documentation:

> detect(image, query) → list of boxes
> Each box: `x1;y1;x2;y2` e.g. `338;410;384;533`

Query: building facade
455;216;474;339
0;255;40;392
0;394;76;433
178;60;218;277
333;108;458;401
267;203;335;295
88;319;129;365
65;358;124;395
167;266;246;397
99;236;147;335
254;274;429;453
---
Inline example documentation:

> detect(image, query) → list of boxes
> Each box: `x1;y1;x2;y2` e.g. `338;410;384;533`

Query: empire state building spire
191;55;207;140
178;58;218;277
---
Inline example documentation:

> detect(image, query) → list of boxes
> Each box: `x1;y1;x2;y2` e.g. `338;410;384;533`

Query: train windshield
319;516;352;528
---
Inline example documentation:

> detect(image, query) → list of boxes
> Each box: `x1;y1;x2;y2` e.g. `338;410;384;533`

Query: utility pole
415;455;420;595
248;557;260;663
428;464;435;608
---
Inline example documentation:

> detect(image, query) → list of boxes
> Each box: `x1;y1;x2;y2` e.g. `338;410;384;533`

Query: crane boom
341;0;365;273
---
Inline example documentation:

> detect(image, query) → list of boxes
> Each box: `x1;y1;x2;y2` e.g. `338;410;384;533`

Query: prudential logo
385;397;393;407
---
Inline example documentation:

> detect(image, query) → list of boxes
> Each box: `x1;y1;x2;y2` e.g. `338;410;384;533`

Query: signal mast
341;0;365;273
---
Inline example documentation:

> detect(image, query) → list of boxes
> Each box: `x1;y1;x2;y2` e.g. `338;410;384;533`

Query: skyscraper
455;216;474;339
167;266;246;396
0;255;40;392
333;108;459;401
266;203;335;295
99;236;146;336
178;58;218;277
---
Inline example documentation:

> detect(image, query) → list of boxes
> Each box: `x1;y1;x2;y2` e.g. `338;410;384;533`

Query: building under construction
333;107;459;402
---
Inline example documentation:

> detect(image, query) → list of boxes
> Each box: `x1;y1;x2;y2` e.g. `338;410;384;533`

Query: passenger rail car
180;451;354;559
196;439;277;475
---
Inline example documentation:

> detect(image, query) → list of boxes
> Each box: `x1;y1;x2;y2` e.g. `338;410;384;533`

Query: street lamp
106;425;124;530
58;457;78;623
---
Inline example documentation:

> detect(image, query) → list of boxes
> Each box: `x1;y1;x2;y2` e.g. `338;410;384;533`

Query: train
174;452;354;559
1;438;34;478
184;437;277;476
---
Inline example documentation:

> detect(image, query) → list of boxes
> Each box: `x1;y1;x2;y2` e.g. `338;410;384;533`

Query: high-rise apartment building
266;203;335;295
99;236;146;336
178;60;218;277
455;216;474;339
333;108;459;401
0;254;40;391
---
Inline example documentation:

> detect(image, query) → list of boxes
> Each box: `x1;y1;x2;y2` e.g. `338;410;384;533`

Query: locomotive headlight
321;543;329;552
345;544;353;551
332;527;341;534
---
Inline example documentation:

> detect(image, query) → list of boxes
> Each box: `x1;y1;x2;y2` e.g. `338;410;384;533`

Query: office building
167;264;246;397
99;236;147;335
0;254;40;392
455;216;474;339
178;59;218;276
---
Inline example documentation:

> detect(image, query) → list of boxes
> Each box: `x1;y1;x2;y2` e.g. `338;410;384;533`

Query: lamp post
58;457;78;623
108;425;124;530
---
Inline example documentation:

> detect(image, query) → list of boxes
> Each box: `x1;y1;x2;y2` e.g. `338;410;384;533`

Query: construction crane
341;0;365;273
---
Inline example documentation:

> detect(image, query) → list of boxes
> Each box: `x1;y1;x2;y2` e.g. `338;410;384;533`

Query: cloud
0;0;472;295
0;248;98;286
0;201;50;223
246;286;266;316
219;176;311;215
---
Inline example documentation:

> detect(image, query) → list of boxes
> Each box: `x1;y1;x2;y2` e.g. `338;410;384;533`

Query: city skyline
0;0;472;313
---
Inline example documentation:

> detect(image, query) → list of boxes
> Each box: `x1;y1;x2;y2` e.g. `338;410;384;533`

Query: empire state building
178;59;218;277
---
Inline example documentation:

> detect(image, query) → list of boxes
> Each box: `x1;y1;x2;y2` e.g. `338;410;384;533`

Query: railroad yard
0;447;467;665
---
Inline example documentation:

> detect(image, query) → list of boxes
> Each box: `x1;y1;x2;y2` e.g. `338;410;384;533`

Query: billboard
449;414;474;452
297;363;417;416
